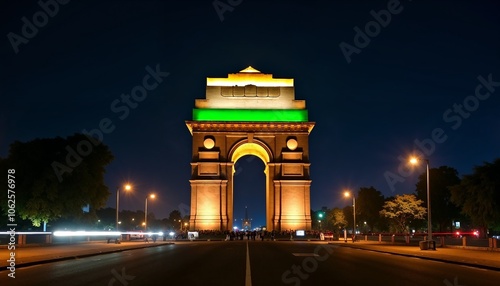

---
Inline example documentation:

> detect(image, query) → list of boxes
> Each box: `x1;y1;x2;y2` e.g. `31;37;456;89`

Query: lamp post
116;184;131;230
318;212;323;230
344;191;356;242
144;194;156;231
410;156;432;241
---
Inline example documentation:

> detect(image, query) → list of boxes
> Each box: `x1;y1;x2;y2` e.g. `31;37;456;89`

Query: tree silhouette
0;134;113;227
414;166;462;232
169;210;182;221
450;158;500;238
342;205;353;231
356;186;385;232
168;210;183;229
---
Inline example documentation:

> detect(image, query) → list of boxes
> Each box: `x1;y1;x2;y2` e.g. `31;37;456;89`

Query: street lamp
116;184;132;230
144;194;156;231
410;156;432;242
318;212;324;230
344;191;356;242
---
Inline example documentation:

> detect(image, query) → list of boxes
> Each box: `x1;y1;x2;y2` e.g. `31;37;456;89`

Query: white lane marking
292;253;320;257
246;242;252;286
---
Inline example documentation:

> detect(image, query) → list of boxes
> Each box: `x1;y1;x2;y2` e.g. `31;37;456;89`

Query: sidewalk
0;240;174;269
329;240;500;271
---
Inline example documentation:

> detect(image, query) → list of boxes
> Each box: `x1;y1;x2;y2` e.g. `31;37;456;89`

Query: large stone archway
186;67;314;231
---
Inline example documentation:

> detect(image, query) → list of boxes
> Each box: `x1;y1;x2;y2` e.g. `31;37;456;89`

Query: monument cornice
186;121;315;134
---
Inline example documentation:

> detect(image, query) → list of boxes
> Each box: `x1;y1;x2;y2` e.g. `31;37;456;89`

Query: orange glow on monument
186;67;314;231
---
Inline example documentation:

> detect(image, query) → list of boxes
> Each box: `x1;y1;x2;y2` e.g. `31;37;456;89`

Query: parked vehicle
129;231;144;239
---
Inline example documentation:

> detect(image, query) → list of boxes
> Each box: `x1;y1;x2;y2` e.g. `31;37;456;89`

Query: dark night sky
2;0;499;228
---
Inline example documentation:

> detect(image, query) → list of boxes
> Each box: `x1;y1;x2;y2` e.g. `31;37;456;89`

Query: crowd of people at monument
172;229;329;241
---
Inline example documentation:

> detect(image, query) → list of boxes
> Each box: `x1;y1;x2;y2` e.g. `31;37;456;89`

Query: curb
1;242;174;271
330;243;500;272
444;245;500;252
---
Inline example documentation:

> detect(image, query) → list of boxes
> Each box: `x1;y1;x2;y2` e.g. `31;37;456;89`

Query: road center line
246;242;252;286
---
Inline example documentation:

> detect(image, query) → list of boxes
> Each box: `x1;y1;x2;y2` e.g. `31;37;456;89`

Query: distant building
242;206;252;230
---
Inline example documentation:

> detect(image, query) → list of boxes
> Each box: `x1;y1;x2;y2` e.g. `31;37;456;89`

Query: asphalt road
1;241;499;286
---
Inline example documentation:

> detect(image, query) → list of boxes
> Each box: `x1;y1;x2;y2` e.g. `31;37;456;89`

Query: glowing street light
144;194;156;231
410;156;432;242
344;191;356;242
116;184;132;231
317;212;324;230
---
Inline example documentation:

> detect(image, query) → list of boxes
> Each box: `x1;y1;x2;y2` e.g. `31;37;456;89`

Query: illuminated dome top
206;67;293;87
191;66;309;122
239;66;261;73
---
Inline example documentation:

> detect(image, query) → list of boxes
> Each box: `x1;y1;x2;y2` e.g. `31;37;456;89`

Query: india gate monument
186;67;314;231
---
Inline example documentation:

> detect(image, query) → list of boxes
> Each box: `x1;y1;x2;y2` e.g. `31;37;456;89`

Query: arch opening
233;155;266;230
229;141;272;230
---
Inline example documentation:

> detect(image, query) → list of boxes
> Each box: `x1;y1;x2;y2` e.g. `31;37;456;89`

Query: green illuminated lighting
193;109;308;122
